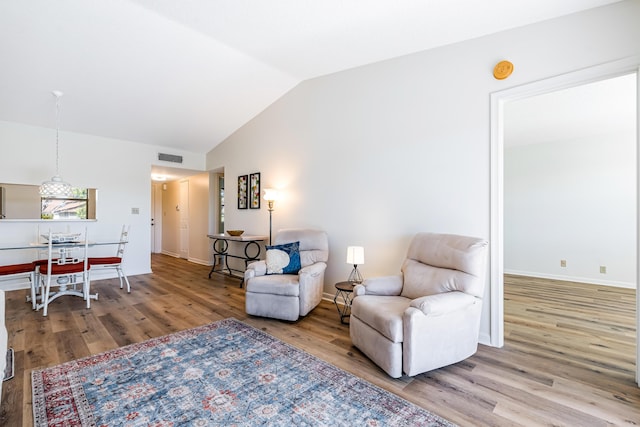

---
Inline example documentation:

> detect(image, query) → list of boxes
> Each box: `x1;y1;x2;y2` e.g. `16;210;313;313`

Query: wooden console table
207;234;268;286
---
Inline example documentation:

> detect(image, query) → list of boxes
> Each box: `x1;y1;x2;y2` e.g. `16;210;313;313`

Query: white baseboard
161;250;181;258
322;291;335;303
478;332;492;347
161;251;213;268
157;251;213;267
504;269;636;289
188;257;213;267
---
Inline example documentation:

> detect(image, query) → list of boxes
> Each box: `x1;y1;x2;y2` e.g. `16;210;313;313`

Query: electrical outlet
560;260;566;267
600;266;607;274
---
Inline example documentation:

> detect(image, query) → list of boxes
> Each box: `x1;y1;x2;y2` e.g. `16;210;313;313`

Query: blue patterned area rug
32;318;456;426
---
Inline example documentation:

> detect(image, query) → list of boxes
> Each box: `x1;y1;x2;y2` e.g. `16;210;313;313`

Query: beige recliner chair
244;229;329;321
350;232;488;378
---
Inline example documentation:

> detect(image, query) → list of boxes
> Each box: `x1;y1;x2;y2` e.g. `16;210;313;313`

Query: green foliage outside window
41;188;89;220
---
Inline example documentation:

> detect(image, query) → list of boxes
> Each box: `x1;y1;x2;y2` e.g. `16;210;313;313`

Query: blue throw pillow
266;241;301;275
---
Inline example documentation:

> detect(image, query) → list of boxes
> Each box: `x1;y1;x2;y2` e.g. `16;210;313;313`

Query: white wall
505;131;636;287
0;121;206;286
206;0;640;343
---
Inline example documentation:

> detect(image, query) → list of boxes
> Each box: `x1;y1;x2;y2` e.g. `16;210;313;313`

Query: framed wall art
238;175;248;209
249;172;261;209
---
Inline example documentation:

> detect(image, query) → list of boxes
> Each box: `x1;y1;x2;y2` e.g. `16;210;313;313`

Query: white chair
31;225;76;308
88;225;131;293
244;229;329;321
0;262;36;309
37;228;93;316
350;232;488;378
0;290;7;400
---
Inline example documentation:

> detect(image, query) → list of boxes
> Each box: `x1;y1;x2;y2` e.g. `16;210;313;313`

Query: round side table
333;281;356;324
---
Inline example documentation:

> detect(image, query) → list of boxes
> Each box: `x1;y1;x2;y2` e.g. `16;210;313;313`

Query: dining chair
0;262;36;309
37;228;92;316
88;225;131;293
0;289;8;396
31;225;70;305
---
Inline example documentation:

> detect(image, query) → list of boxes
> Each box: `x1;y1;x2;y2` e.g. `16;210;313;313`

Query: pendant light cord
54;92;61;176
40;90;71;198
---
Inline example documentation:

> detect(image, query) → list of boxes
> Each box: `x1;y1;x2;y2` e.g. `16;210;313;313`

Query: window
41;188;91;220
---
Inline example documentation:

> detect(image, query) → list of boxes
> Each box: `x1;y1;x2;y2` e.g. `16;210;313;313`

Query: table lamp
346;246;364;284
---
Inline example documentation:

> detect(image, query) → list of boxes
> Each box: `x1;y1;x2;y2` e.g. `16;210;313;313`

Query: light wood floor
1;256;638;426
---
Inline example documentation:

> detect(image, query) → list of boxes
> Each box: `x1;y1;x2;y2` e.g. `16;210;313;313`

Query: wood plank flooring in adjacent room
1;256;638;426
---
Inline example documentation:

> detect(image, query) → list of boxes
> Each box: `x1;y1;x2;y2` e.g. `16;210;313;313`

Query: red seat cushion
34;259;59;267
0;262;35;276
88;257;122;265
40;263;88;275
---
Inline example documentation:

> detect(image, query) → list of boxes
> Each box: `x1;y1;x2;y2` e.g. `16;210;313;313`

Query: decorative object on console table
263;188;279;245
237;175;248;209
346;246;364;283
249;172;260;209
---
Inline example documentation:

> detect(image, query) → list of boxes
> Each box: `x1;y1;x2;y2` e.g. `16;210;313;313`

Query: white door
179;180;189;259
151;183;163;253
150;183;155;251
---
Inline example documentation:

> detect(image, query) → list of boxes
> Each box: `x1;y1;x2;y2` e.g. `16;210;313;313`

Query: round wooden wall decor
493;60;514;80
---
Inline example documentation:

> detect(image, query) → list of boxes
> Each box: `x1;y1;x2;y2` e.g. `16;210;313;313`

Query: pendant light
40;91;72;198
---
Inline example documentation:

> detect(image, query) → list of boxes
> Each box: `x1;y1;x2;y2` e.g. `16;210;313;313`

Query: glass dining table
0;240;123;251
0;239;126;309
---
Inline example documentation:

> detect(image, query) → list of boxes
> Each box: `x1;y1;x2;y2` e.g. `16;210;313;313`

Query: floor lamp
263;189;279;245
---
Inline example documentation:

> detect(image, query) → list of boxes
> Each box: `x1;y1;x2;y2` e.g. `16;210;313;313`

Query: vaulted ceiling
0;0;622;155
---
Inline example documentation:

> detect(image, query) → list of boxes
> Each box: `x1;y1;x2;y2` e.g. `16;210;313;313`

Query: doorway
218;175;224;233
490;59;640;382
151;182;163;253
503;74;636;287
179;180;189;259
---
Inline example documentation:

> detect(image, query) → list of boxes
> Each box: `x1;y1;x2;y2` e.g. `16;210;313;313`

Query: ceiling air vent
158;153;183;163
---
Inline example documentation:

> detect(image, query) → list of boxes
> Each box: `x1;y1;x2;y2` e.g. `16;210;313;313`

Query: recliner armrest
298;262;326;278
244;261;326;283
410;291;477;316
244;260;267;282
354;274;403;297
